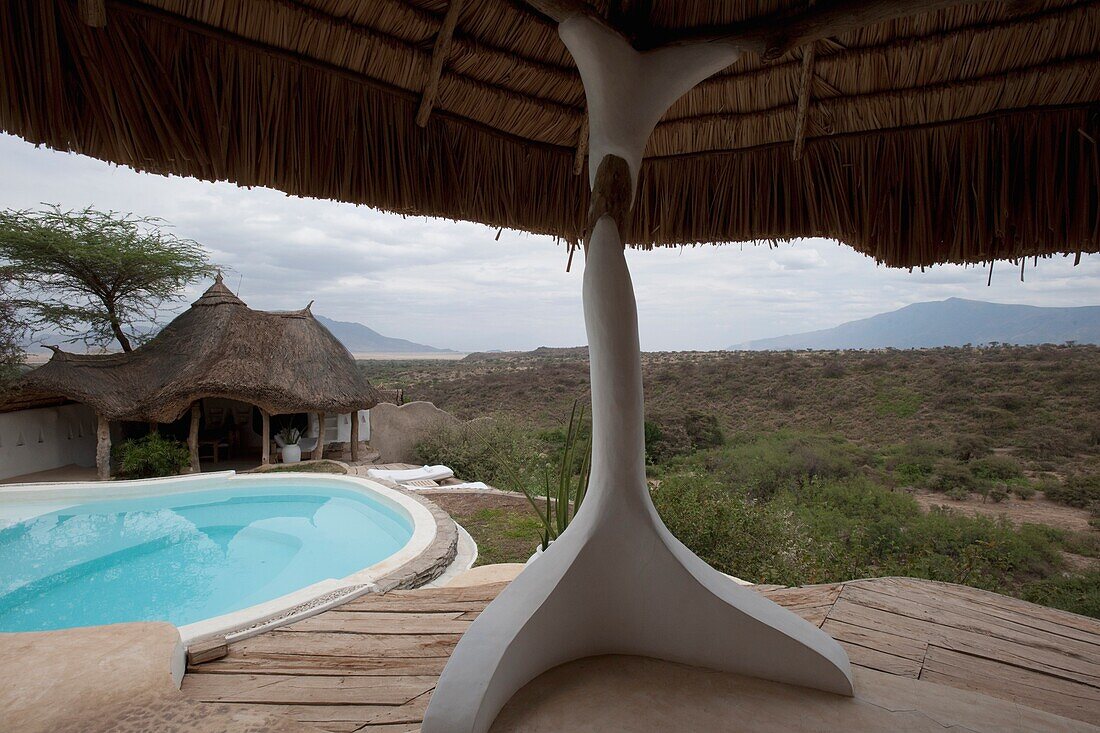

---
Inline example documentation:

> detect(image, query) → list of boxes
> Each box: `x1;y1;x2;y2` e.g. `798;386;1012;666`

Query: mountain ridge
734;298;1100;350
315;315;453;354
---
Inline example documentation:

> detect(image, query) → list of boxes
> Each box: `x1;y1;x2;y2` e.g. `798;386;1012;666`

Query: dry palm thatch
0;277;382;421
0;0;1096;267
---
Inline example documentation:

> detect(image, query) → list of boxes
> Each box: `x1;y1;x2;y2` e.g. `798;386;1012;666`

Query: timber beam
416;0;465;127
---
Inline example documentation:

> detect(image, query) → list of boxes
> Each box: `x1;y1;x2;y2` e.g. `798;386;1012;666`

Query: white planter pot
525;541;551;566
281;444;302;464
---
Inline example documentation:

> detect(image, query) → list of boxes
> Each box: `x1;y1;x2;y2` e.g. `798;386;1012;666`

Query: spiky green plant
491;400;591;550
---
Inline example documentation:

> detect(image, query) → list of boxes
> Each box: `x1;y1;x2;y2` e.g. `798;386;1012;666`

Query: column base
421;497;854;733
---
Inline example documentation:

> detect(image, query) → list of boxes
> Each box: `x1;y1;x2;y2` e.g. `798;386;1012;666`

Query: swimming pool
0;472;437;640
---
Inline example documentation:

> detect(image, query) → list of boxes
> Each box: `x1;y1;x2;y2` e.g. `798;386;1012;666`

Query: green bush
884;438;948;486
969;455;1024;482
114;432;191;478
979;484;1010;503
643;409;725;464
1043;474;1100;509
651;472;824;585
926;458;975;494
653;448;1066;596
1062;531;1100;559
952;433;992;461
674;431;865;502
1023;572;1100;618
1011;484;1037;500
414;419;548;495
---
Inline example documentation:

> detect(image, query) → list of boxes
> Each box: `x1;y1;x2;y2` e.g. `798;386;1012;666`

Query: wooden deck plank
789;604;831;628
828;596;1100;688
280;611;473;635
847;578;1100;655
189;654;449;677
921;646;1100;723
233;631;461;659
339;598;494;614
758;583;843;610
181;673;436;705
821;618;928;661
887;577;1100;643
839;642;923;678
182;577;1100;730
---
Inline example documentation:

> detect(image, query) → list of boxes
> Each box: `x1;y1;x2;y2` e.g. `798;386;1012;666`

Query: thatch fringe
0;0;1096;266
630;106;1099;266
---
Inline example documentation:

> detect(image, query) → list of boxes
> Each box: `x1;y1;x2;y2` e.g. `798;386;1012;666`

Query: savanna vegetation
379;345;1100;618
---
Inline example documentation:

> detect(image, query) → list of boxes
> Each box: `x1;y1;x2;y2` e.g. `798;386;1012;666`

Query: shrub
678;432;864;502
952;434;992;462
114;432;191;478
684;410;725;452
979;485;1010;503
874;387;922;418
1011;484;1037;500
1062;531;1100;559
1043;474;1100;509
989;392;1027;411
1023;572;1100;618
644;410;725;464
885;438;949;486
651;473;823;586
969;455;1024;482
415;419;548;495
926;459;975;495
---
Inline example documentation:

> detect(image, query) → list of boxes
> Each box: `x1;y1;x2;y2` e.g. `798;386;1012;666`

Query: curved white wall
0;404;98;480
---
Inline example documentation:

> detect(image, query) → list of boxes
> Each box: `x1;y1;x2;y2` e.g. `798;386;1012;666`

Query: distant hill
734;299;1100;351
315;315;453;354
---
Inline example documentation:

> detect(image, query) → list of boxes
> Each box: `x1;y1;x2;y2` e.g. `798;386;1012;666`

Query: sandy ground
909;488;1093;532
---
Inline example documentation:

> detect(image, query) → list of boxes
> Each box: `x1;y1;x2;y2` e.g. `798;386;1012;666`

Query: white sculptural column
422;16;853;733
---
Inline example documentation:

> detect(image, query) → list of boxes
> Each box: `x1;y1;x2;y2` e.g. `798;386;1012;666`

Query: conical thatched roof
0;1;1096;266
1;277;382;422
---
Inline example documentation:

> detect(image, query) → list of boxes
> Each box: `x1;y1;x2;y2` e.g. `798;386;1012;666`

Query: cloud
1;133;1097;352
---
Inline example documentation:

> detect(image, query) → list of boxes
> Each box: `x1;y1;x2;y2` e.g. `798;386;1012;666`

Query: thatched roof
0;1;1096;266
0;277;382;421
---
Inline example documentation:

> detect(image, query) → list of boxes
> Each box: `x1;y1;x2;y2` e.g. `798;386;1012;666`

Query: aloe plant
490;400;591;551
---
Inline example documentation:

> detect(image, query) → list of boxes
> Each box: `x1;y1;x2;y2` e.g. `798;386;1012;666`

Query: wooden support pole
96;414;111;480
188;403;201;473
314;412;326;460
78;0;107;27
416;0;466;127
261;409;271;465
573;113;589;175
350;411;360;461
792;42;816;160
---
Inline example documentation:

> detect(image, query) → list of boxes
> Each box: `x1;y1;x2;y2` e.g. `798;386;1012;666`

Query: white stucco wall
0;403;98;480
323;410;370;444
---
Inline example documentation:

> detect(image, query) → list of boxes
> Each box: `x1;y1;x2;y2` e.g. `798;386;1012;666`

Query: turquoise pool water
0;482;413;632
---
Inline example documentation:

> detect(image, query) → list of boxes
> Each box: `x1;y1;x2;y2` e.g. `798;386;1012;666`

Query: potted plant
278;426;302;464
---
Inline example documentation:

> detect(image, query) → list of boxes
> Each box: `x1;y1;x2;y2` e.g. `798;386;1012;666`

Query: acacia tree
0;285;26;391
0;206;213;352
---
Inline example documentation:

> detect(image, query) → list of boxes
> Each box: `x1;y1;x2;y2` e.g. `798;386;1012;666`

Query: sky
1;132;1097;352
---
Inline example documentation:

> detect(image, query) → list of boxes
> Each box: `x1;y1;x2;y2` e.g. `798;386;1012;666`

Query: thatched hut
0;1;1097;731
2;276;381;477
